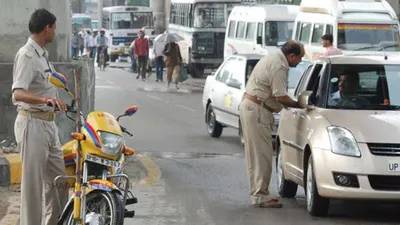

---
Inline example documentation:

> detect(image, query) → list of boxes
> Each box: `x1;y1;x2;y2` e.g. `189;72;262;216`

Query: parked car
276;53;400;217
202;54;309;146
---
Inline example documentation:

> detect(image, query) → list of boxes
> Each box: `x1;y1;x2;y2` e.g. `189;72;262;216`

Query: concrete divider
0;58;95;186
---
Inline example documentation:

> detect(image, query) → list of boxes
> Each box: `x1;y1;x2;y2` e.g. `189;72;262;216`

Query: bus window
193;3;237;28
265;21;294;46
72;16;92;30
326;24;333;35
111;11;153;29
236;21;246;39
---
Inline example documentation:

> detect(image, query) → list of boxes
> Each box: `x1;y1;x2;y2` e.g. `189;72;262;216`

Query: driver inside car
328;72;360;106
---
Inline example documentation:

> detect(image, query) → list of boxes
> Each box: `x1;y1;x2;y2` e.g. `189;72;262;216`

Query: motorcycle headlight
97;131;123;156
327;126;361;157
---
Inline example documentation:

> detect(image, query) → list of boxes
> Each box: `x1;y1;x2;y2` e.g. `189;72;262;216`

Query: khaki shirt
12;37;58;112
245;50;289;113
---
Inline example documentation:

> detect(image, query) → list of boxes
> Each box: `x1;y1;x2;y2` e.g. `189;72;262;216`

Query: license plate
388;161;400;171
86;154;121;169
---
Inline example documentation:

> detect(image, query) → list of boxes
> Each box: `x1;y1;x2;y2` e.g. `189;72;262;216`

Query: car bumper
312;145;400;200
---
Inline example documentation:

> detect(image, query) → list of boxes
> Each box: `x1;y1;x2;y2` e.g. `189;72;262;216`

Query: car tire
306;155;330;217
276;145;298;198
206;105;223;138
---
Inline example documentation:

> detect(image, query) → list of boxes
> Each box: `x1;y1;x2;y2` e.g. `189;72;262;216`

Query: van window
326;24;333;35
299;22;312;43
337;24;400;51
236;21;246;39
228;20;236;38
265;21;294;46
295;21;301;40
246;22;257;41
257;22;263;37
312;23;324;44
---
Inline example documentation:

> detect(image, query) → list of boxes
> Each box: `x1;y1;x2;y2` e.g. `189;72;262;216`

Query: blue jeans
71;47;78;58
156;56;164;81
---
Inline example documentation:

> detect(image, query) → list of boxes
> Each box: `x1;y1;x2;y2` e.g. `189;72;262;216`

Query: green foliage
125;0;149;6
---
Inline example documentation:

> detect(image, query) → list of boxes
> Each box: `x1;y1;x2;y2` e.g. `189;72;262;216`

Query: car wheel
276;145;298;198
206;105;223;137
239;120;245;147
306;155;330;217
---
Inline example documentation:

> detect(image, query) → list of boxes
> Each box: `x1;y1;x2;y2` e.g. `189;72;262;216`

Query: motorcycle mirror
124;105;138;116
50;72;75;99
50;72;67;89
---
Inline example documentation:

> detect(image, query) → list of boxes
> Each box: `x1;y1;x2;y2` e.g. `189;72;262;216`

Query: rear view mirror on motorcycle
117;105;138;121
49;72;75;99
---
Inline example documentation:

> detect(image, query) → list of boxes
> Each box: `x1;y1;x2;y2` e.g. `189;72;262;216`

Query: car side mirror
256;36;262;45
226;78;241;89
298;91;313;106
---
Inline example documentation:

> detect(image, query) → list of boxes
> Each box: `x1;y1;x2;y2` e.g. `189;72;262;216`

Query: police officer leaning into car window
12;9;69;225
239;40;307;208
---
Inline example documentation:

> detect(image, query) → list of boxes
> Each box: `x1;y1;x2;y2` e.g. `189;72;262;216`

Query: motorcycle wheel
62;191;124;225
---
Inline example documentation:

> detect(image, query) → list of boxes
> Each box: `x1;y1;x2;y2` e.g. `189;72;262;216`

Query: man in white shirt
328;72;359;106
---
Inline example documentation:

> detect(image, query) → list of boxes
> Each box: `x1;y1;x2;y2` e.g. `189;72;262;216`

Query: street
96;66;399;225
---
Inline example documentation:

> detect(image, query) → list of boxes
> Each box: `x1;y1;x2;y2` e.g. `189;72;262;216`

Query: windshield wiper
354;45;380;51
378;44;399;51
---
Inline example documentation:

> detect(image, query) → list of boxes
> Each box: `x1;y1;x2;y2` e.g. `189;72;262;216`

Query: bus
72;14;93;31
292;0;400;61
224;4;299;59
168;0;242;78
102;6;154;62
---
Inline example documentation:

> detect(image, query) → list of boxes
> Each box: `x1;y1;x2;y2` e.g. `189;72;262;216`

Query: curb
0;154;21;186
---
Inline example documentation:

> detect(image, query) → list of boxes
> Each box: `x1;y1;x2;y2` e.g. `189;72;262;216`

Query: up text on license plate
86;154;121;168
388;161;400;171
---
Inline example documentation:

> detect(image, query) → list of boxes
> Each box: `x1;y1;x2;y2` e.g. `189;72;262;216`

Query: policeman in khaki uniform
239;40;306;208
12;9;69;225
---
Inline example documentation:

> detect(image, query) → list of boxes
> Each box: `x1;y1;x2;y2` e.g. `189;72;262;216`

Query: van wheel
306;155;330;217
276;145;298;198
206;105;223;137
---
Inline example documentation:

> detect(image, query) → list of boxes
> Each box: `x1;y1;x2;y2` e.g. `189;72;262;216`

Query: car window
216;59;234;83
294;65;313;97
245;59;260;84
288;61;312;91
230;58;246;85
326;64;400;110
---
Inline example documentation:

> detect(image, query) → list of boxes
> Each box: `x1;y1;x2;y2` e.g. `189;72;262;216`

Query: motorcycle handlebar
120;125;133;137
46;102;75;112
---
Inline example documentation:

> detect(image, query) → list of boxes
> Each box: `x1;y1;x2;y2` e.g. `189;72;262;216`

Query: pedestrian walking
134;30;150;80
12;9;69;225
153;37;164;82
71;28;79;59
163;41;182;89
239;40;306;208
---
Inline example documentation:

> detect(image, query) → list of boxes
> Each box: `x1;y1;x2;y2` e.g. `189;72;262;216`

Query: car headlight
97;131;123;156
327;126;361;157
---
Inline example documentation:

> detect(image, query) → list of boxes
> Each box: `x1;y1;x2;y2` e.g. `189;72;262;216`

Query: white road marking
146;95;162;101
176;104;196;112
106;80;115;85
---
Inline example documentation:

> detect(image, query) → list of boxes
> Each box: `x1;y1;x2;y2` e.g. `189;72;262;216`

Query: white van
292;0;400;61
224;4;299;59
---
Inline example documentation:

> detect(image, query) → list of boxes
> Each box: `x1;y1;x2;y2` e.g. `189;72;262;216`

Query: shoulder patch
24;51;33;58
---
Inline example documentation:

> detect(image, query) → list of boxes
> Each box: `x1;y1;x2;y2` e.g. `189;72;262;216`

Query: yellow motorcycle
48;71;138;225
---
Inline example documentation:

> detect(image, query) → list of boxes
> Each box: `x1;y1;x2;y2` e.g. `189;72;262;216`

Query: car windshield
111;12;153;29
288;61;311;90
193;3;238;28
265;21;294;46
337;23;400;52
326;64;400;110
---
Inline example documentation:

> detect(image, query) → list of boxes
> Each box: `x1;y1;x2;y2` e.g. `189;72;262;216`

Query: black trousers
137;56;148;78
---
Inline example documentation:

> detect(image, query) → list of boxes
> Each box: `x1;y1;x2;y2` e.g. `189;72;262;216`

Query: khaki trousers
166;65;180;84
239;98;275;204
14;114;69;225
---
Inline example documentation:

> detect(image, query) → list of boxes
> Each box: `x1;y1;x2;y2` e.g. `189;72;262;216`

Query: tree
125;0;149;6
